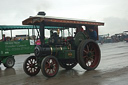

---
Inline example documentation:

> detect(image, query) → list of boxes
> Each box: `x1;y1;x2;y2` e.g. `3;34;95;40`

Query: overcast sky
0;0;128;36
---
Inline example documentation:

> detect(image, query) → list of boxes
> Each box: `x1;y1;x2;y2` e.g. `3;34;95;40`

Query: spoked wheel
41;56;59;78
4;56;15;68
77;39;101;71
59;60;77;70
23;56;40;76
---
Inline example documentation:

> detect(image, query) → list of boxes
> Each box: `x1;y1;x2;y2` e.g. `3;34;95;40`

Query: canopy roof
0;25;64;30
22;15;104;27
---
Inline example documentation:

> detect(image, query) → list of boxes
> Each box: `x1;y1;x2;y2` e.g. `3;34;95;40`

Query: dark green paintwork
52;46;68;53
0;25;38;30
0;25;66;66
2;56;14;64
0;40;35;56
57;50;75;59
74;32;87;46
0;25;64;30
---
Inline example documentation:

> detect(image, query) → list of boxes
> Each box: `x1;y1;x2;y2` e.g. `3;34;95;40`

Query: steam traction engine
22;13;104;77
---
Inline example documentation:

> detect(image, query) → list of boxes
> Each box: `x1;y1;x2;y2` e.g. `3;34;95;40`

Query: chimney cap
37;11;46;16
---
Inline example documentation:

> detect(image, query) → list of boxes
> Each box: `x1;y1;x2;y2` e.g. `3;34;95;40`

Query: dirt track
0;42;128;85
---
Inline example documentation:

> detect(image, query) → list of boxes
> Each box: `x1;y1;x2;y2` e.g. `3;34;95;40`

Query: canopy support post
39;22;45;46
28;29;30;40
10;30;12;39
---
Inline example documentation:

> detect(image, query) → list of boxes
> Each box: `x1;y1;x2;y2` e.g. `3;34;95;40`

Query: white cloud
99;17;128;35
0;0;128;35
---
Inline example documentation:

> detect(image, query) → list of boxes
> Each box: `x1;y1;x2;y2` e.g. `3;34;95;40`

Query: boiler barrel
35;45;69;57
50;46;69;55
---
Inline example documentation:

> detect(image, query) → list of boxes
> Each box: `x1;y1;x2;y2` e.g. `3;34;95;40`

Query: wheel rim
44;58;58;76
23;56;40;76
7;58;14;67
82;42;100;68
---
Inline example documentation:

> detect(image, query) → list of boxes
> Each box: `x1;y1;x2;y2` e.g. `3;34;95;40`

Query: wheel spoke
49;59;52;63
52;59;56;64
87;45;90;52
46;69;50;74
34;59;36;64
52;68;55;72
30;59;33;64
90;58;94;63
85;57;89;63
83;55;87;58
50;69;53;74
29;68;32;73
90;47;94;52
28;60;31;64
83;50;88;54
85;57;92;67
88;43;92;50
85;55;96;67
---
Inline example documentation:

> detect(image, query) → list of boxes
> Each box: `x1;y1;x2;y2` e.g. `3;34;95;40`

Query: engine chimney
37;11;46;16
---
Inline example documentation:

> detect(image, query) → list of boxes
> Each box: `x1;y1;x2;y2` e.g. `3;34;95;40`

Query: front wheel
3;56;15;68
23;56;40;76
41;56;59;78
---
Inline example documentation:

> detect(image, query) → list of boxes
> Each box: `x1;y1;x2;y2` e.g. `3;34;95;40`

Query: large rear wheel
77;39;101;70
23;56;40;76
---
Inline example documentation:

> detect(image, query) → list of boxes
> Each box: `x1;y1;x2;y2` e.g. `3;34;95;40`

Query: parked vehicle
123;31;128;42
0;25;57;68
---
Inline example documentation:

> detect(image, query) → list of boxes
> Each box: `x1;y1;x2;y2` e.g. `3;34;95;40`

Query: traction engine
23;12;104;77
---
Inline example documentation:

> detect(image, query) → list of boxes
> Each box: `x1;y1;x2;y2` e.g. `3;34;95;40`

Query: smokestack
37;11;46;16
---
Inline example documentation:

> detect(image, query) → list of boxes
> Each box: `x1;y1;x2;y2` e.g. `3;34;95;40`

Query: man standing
88;28;97;41
2;34;6;41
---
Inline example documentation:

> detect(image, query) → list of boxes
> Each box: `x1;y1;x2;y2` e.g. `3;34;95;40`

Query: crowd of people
0;34;35;41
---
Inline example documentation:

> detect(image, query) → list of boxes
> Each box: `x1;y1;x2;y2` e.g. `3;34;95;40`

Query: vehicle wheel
77;39;101;71
41;56;59;77
4;57;15;68
59;61;77;70
23;56;40;76
77;40;84;64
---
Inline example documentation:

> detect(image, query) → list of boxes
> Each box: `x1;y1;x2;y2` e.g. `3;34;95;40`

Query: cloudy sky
0;0;128;36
